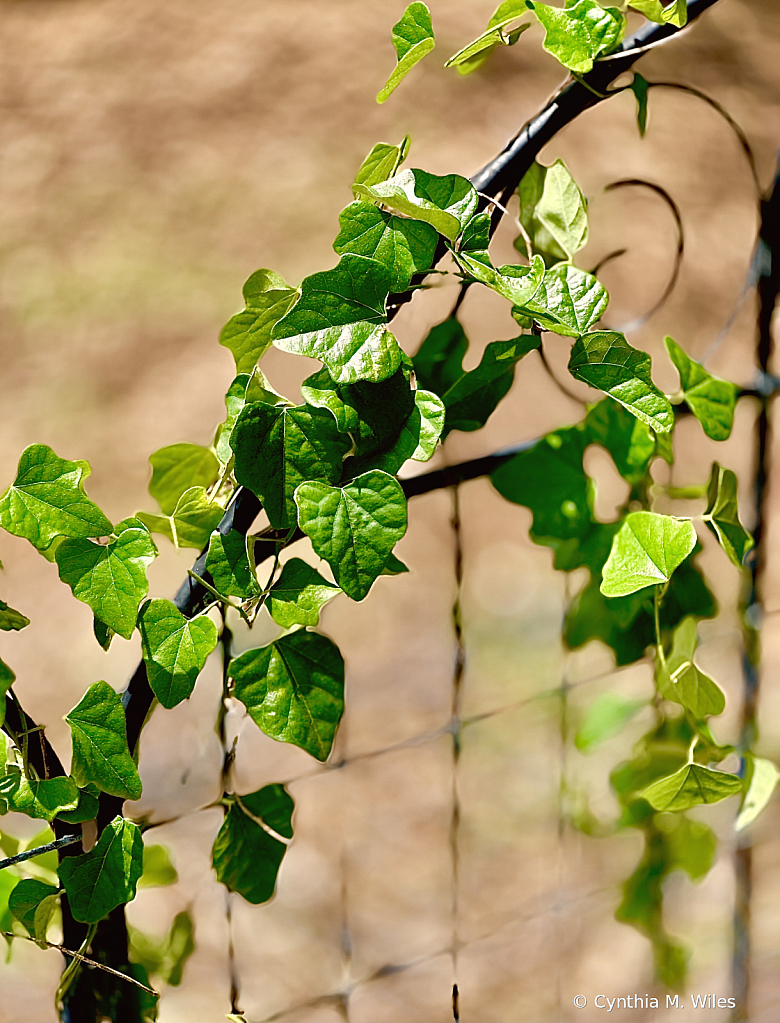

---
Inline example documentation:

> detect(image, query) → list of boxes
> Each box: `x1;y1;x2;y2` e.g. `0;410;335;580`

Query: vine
0;1;772;1020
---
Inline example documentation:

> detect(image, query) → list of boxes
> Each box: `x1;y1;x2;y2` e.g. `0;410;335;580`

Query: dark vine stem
448;484;464;1023
731;154;780;1023
0;2;726;1018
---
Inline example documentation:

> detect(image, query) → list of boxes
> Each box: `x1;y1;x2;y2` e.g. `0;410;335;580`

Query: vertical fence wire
449;484;465;1023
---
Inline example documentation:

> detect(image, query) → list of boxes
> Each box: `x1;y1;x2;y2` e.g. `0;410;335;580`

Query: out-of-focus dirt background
1;1;779;1020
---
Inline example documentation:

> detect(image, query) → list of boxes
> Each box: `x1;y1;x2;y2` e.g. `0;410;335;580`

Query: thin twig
0;834;81;871
2;932;158;995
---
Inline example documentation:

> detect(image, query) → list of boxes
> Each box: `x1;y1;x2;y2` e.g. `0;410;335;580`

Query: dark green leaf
665;336;737;441
9;879;58;942
413;318;469;396
56;518;157;639
57;786;100;824
0;445;112;554
212;802;287;904
356;389;445;474
527;0;624;73
334;201;438;292
238;783;294;839
352;137;410;194
148;444;219;516
0;600;29;632
138;599;219;710
629;72;649;136
230;630;344;761
59;816;143;923
441;336;541;435
639;763;742;811
215;371;287;467
601;512;696;597
219;269;298;375
354;169;478;241
93;616;114;651
295;470;408;601
272;255;402;385
703;463;753;567
266;559;340;629
584;399;655;483
206;530;260;599
377;2;435;104
0;658;15;726
568;331;674;433
66;681;142;800
0;768;79;822
231;402;350;530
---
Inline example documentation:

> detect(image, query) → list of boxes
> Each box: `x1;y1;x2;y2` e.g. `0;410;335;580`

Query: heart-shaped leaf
665;337;737;441
219;269;298;374
66;681;142;800
703;463;753;567
377;2;435;103
59;816;143;923
601;512;696;597
266;559;341;629
138;599;219;709
639;763;742;812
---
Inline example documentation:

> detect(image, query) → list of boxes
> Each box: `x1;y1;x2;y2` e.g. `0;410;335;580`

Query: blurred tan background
1;0;780;1020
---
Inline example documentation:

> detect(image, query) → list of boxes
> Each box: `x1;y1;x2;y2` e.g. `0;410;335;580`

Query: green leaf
58;816;143;923
445;1;531;73
212;802;287;904
439;336;540;436
295;470;408;601
56;518;157;640
0;600;29;632
658;618;725;718
231;402;350;529
215;371;287;467
601;512;696;597
628;0;687;28
266;559;340;629
334;201;438;292
703;463;753;567
629;72;649;136
9;879;59;943
527;0;624;74
568;331;674;433
413;318;469;395
354;169;478;241
736;756;780;831
356;389;445;474
0;768;79;822
148;444;219;516
229;630;344;761
272;254;402;385
491;426;593;543
528;159;589;259
456;252;546;307
0;445;112;554
301;367;416;460
522;264;608;336
57;785;100;824
661;815;717;880
574;693;645;752
238;783;294;839
584;400;655;483
219;269;298;374
664;337;737;441
377;2;435;104
139;488;225;550
93;616;114;651
382;552;410;575
139;843;178;888
138;599;219;710
0;658;14;727
639;763;742;812
205;530;260;599
65;681;142;800
352;137;410;194
129;910;195;989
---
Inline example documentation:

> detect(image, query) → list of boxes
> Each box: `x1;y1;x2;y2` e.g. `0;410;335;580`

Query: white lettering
691;995;706;1007
667;995;681;1008
650;997;659;1008
595;996;606;1008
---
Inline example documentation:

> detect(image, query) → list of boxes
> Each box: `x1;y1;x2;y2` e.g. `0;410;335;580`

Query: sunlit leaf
139;843;178;889
703;463;753;567
736;756;780;831
272;255;402;385
639;763;742;812
445;0;531;74
354;169;478;241
664;337;737;441
628;0;687;28
219;269;298;375
266;559;340;629
527;0;624;73
138;599;219;709
59;816;143;923
205;530;260;599
0;768;79;822
334;201;438;292
148;444;219;516
568;331;674;433
295;470;408;601
230;631;344;761
601;512;696;597
231;402;350;529
0;445;112;554
523;264;608;336
352;137;410;194
377;2;435;103
575;693;645;752
66;681;142;800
